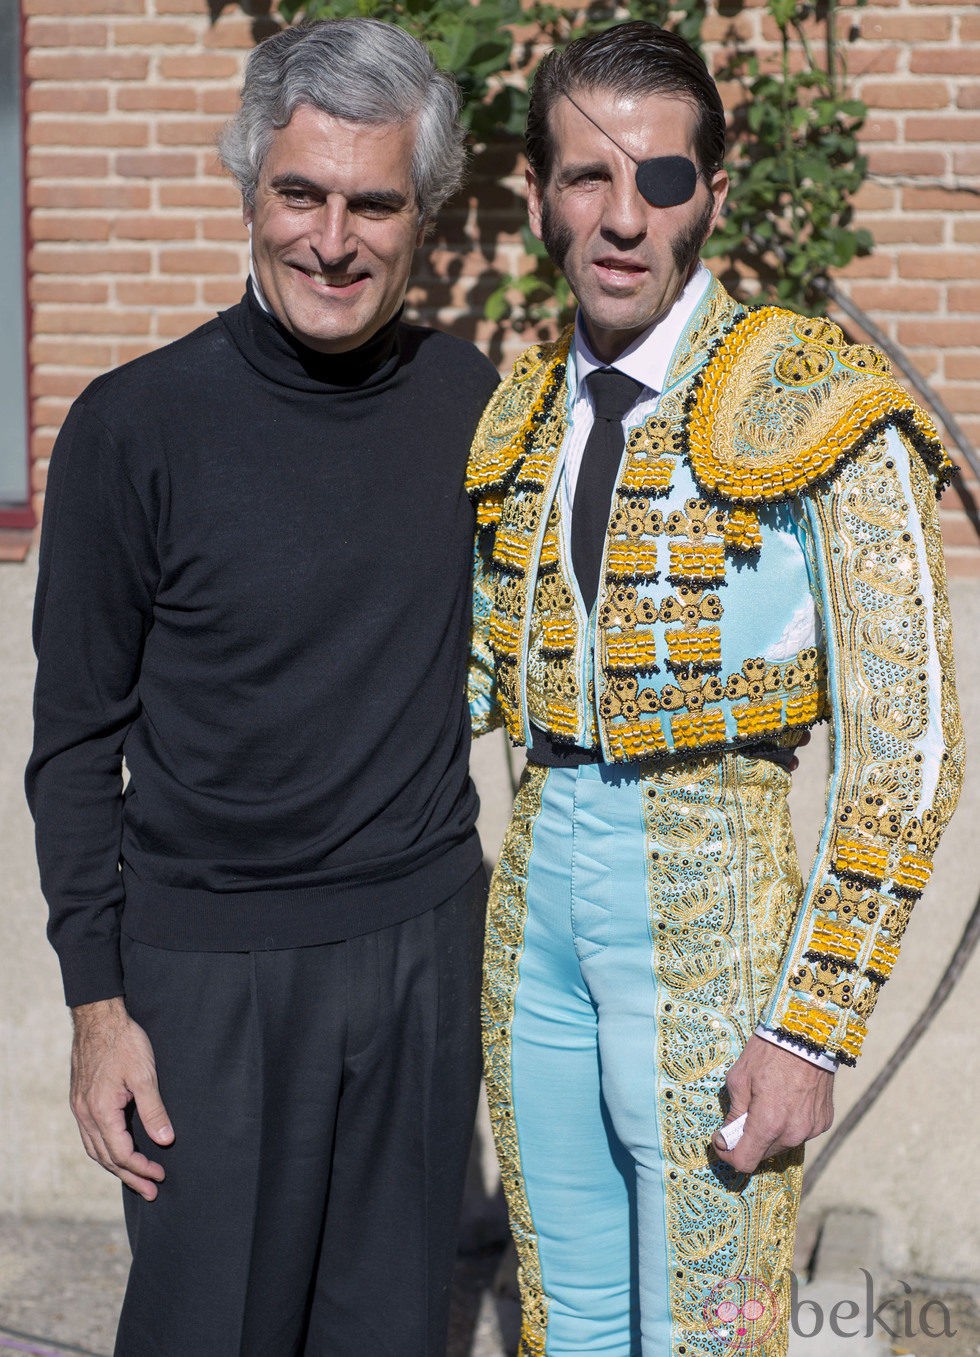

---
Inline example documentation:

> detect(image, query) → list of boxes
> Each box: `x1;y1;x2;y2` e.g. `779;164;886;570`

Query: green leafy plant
528;0;705;60
276;2;703;142
484;224;575;326
275;0;531;140
707;0;872;310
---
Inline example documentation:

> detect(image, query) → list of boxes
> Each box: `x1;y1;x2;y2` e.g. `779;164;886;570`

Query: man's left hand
712;1035;834;1173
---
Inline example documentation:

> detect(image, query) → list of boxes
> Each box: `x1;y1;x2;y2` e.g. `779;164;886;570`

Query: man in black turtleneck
27;21;498;1357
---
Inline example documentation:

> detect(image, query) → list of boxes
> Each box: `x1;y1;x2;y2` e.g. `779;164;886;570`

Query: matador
468;21;964;1357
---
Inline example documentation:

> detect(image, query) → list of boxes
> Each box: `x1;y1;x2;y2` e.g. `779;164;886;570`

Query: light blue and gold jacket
468;277;964;1065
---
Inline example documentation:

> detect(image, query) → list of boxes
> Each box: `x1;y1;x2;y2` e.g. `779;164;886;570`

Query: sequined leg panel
644;753;804;1357
482;763;550;1357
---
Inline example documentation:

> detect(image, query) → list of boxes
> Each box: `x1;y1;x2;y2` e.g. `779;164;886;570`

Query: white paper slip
718;1112;747;1151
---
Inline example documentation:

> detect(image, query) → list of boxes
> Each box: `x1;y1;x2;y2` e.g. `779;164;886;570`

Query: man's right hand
70;996;174;1201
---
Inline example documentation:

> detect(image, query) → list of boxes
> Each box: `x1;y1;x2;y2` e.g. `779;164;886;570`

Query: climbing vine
708;0;872;311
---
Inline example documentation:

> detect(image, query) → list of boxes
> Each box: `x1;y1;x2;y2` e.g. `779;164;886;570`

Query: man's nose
309;200;354;262
602;175;647;243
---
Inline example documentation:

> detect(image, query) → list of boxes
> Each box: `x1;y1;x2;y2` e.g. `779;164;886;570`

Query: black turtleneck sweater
28;288;499;1007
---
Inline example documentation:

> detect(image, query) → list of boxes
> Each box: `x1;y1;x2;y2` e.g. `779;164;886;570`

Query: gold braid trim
482;767;550;1356
645;755;803;1357
684;308;952;505
466;328;573;499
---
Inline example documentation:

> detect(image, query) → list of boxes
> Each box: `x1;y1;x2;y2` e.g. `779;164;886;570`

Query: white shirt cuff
754;1023;839;1072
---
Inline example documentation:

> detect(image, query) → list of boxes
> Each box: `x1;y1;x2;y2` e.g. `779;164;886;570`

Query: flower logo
703;1275;780;1352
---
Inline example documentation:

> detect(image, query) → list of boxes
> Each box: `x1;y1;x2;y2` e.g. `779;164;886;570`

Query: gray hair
219;19;466;222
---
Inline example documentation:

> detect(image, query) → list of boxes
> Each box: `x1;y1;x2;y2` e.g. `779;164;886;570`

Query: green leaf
484;288;511;322
768;0;797;30
832;234;859;266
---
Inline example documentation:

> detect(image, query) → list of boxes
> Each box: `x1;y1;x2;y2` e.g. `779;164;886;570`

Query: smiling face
527;87;728;363
243;104;424;354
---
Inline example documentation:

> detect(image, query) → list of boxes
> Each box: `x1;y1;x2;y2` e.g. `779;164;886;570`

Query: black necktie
571;368;644;617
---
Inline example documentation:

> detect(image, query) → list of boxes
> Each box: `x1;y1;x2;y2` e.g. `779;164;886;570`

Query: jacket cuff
755;1023;839;1072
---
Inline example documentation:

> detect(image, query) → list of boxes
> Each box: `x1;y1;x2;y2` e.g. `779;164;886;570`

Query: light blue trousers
483;756;805;1357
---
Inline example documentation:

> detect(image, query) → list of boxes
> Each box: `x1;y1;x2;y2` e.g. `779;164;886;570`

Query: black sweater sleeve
27;394;160;1006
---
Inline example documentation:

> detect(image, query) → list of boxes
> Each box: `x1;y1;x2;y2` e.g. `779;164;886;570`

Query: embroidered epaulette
684;308;953;505
466;328;573;508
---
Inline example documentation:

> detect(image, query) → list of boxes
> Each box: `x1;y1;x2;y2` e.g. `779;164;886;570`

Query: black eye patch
634;156;698;208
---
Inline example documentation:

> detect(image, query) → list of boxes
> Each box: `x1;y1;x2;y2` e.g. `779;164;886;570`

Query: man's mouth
294;265;369;290
594;257;647;281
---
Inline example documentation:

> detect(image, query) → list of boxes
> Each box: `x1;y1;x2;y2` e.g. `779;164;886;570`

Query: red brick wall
841;3;980;577
22;0;980;573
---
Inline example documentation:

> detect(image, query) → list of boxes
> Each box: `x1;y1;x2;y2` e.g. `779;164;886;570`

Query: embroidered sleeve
469;530;502;737
759;427;965;1064
466;330;573;742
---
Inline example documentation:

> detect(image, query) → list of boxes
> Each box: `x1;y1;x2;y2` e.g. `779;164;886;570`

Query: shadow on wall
209;0;281;43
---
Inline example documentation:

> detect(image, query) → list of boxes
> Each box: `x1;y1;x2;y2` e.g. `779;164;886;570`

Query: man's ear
706;168;728;233
526;167;545;242
243;198;254;228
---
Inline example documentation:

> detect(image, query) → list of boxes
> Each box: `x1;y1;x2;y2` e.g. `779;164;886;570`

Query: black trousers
115;868;487;1357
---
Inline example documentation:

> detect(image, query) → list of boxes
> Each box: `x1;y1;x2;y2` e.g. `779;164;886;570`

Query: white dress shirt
560;263;837;1075
562;262;712;520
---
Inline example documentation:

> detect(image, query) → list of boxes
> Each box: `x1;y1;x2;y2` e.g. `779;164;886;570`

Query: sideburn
540;195;574;272
671;198;714;274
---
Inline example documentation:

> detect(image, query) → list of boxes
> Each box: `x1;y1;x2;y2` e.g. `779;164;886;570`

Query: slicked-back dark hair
525;21;726;186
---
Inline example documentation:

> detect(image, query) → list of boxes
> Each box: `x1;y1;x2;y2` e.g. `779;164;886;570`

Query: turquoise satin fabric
513;763;668;1353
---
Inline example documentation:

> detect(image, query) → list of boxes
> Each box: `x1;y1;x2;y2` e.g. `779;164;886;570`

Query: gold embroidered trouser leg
482;755;805;1357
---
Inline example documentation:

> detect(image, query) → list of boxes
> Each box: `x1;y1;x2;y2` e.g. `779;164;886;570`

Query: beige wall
3;552;979;1282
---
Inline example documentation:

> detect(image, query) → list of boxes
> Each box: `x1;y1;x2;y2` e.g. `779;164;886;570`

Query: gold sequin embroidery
684;308;951;505
645;755;803;1357
764;435;961;1062
481;767;550;1356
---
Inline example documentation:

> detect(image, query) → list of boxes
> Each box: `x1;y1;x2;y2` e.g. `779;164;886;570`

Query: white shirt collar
247;223;272;314
250;269;272;314
573;262;711;397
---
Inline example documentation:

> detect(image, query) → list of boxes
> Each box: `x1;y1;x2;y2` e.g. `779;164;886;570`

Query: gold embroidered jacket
468;277;964;1064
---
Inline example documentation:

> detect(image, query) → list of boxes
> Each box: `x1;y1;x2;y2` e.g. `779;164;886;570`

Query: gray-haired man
27;20;498;1355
